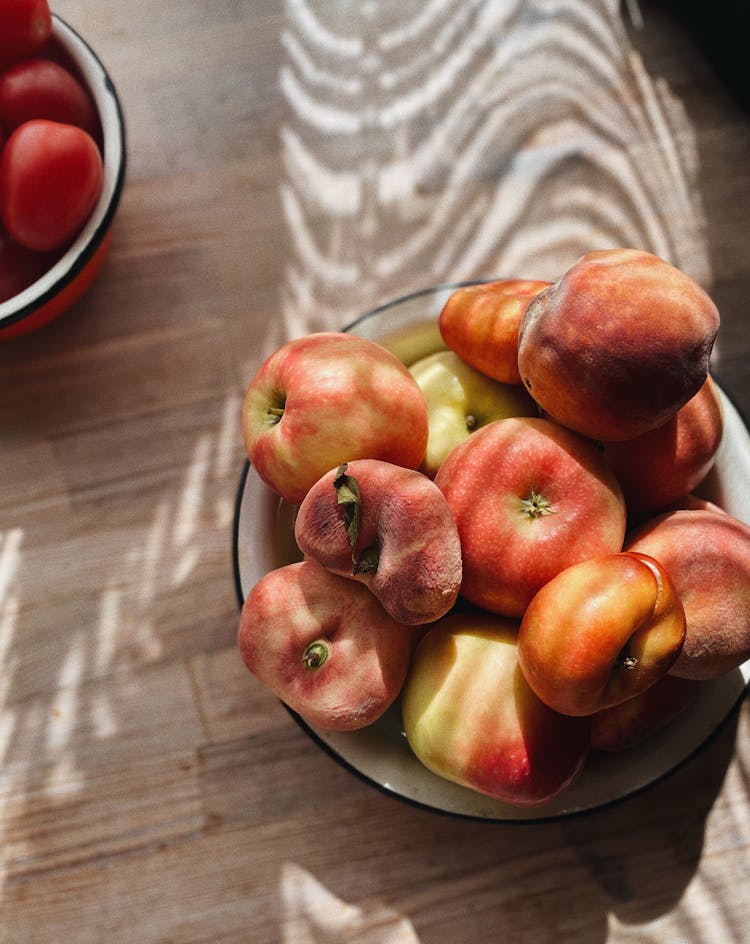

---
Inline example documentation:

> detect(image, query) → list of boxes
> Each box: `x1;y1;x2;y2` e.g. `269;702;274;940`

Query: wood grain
1;1;749;942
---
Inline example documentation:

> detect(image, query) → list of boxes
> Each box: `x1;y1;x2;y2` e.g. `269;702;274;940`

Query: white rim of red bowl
0;15;127;330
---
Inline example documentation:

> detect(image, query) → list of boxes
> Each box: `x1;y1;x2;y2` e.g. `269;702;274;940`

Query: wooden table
2;2;749;941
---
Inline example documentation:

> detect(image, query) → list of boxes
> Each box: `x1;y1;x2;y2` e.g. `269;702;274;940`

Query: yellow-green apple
625;508;750;679
434;416;627;617
604;375;723;514
242;332;429;505
408;349;537;477
517;249;721;441
401;612;591;807
237;560;414;731
294;459;462;625
517;552;686;716
590;674;700;752
439;279;550;385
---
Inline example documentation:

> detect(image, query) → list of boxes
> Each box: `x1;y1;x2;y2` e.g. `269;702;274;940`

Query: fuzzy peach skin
294;459;462;625
604;375;723;514
237;560;414;731
439;279;550;385
590;674;700;752
434;416;626;617
625;509;750;680
402;613;590;807
242;332;428;505
517;552;686;716
517;249;720;442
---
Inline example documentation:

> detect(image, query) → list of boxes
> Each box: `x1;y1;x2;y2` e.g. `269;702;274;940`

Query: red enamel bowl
0;15;126;339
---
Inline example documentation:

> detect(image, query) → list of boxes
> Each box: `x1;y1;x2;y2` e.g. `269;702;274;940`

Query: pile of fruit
0;0;103;303
237;248;750;809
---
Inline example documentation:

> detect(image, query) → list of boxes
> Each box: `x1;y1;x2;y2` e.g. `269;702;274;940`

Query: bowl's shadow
562;695;742;926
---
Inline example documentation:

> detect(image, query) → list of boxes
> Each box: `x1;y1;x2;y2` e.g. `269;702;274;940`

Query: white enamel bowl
233;284;750;821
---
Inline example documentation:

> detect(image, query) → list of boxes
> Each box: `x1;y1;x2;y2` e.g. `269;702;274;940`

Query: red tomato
0;119;103;252
0;0;52;68
0;58;100;137
0;231;59;302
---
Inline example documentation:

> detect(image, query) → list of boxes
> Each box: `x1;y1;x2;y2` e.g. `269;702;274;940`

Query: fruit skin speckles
434;416;626;618
242;332;429;506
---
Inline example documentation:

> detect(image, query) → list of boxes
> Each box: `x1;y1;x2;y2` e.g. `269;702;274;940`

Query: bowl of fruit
0;2;126;339
233;249;750;821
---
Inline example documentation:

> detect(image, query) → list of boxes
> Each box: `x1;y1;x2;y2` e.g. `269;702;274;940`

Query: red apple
402;612;590;807
237;560;414;731
242;332;429;505
625;508;750;679
439;279;550;385
517;552;686;716
294;459;462;625
434;416;626;617
517;249;720;441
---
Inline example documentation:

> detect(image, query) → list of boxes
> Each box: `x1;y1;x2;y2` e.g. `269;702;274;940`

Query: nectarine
439;279;550;385
517;249;720;441
517;552;686;716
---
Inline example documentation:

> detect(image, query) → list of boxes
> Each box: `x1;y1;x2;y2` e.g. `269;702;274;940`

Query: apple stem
302;640;329;670
265;389;287;425
519;489;555;519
